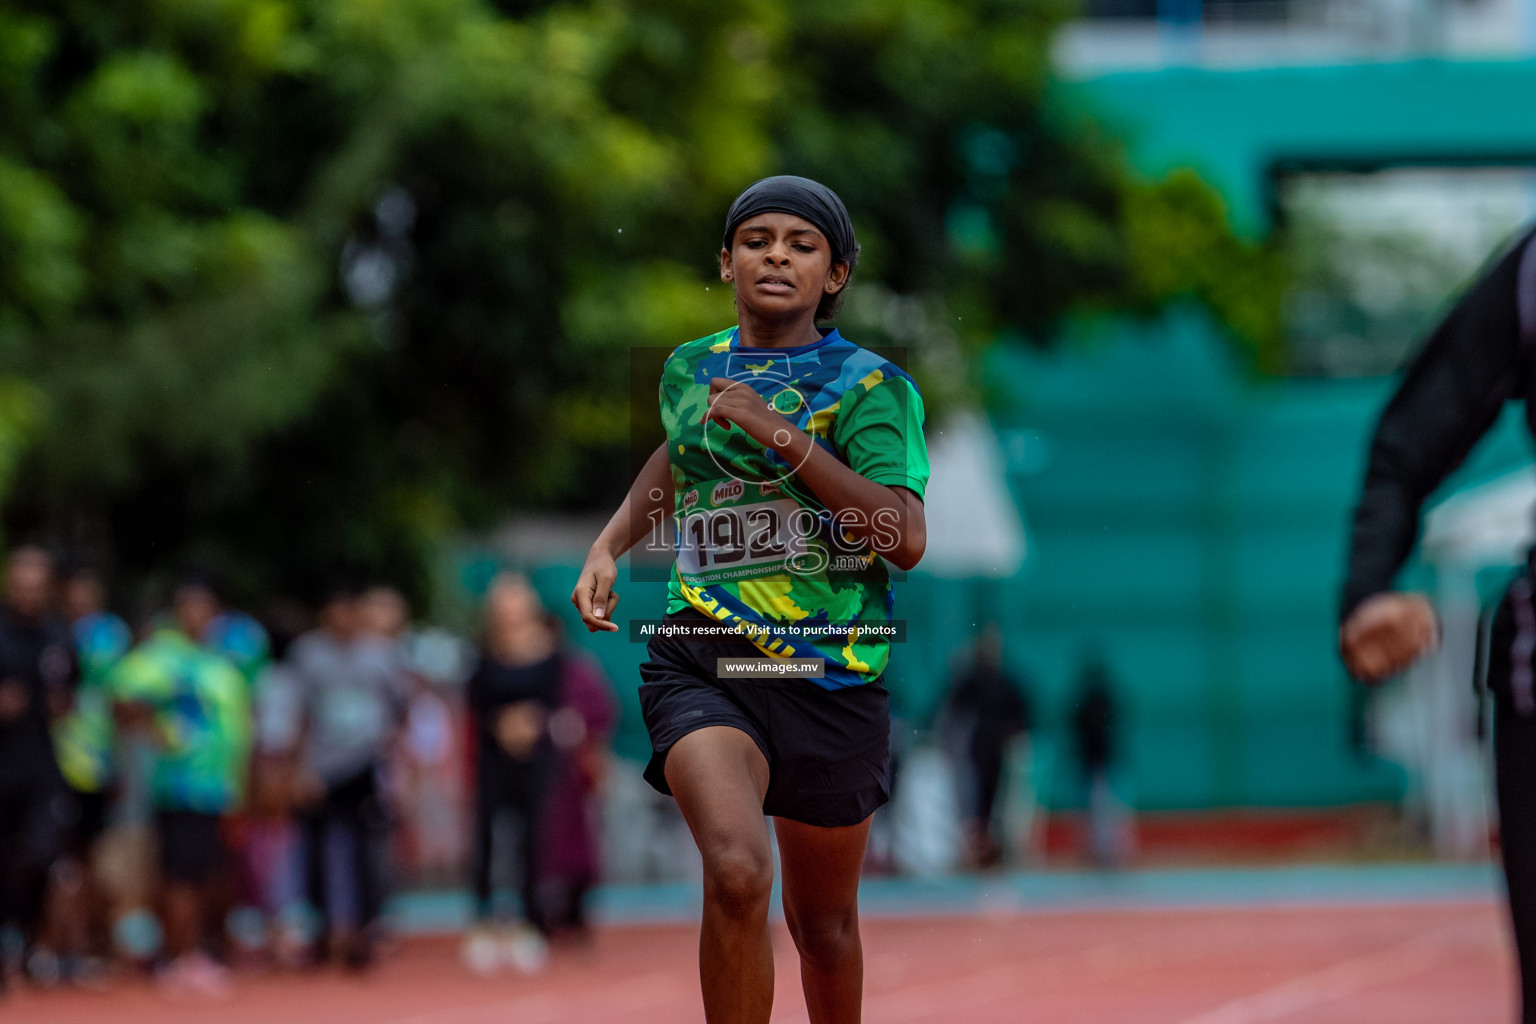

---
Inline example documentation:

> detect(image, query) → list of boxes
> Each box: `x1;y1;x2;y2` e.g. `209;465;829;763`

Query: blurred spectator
359;584;464;886
289;583;407;970
0;547;77;992
462;573;560;975
1071;652;1132;869
942;622;1032;869
61;566;132;685
537;619;617;939
361;585;410;642
241;603;310;966
205;590;271;689
397;671;463;886
40;565;130;986
173;577;271;964
109;576;251;998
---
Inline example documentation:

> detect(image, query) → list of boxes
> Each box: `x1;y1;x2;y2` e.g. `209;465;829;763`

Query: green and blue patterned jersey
109;629;251;813
206;610;270;688
660;326;929;689
54;611;132;792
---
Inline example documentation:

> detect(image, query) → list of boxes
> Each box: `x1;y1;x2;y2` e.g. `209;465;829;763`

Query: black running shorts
638;610;891;828
155;809;225;885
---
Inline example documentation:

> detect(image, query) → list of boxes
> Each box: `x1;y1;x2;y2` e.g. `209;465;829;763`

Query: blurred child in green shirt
110;576;250;997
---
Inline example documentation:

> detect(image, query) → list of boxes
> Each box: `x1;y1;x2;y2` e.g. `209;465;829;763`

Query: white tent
918;411;1028;579
1423;467;1536;567
1390;464;1535;859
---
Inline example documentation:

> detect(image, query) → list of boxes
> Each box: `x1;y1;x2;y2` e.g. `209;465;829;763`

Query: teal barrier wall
982;313;1525;809
1070;59;1536;234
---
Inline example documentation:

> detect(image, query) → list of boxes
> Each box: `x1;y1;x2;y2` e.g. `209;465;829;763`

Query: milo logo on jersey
711;479;744;506
675;478;816;583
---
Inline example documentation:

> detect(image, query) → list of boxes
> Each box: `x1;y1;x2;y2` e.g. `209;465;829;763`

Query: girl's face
721;212;849;321
485;573;539;631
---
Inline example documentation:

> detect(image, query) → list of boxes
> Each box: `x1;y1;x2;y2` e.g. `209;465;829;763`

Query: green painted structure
1071;59;1536;235
518;59;1536;811
983;314;1525;809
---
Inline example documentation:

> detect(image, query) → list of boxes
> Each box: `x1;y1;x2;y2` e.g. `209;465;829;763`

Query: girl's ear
825;260;850;294
720;247;734;282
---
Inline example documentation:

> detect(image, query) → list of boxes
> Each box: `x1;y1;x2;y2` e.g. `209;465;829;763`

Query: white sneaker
502;925;549;975
461;928;501;976
155;952;232;1001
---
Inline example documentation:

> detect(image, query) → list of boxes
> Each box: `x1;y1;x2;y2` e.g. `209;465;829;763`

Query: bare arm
570;442;674;632
704;378;926;570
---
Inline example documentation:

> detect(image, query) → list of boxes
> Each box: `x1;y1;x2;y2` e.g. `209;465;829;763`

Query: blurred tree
0;0;1279;608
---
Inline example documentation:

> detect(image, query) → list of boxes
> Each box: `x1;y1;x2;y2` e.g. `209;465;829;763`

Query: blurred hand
579;746;610;792
290;770;324;810
1340;593;1439;683
0;679;29;722
494;702;545;760
571;546;621;633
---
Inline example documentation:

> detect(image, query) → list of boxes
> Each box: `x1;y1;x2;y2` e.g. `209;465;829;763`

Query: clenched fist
704;377;798;450
1339;592;1439;683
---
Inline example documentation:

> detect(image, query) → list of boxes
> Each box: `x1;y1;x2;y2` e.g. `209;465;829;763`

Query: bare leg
664;727;774;1024
162;882;201;958
45;856;92;955
775;815;872;1024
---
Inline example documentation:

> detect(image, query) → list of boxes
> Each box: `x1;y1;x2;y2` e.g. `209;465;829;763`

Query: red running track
1;901;1513;1024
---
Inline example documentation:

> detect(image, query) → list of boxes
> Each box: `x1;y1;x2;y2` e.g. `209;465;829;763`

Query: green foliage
0;377;39;499
0;0;1282;607
1119;169;1287;374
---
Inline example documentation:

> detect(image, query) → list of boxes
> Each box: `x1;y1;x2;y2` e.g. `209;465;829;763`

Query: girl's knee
702;845;773;920
786;904;860;967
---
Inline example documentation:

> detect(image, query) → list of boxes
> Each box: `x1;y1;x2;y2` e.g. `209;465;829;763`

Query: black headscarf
723;176;858;266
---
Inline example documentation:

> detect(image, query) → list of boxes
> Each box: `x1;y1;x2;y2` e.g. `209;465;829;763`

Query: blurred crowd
0;546;615;999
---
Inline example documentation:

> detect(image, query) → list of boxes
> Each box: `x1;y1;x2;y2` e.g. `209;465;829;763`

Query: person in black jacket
1340;224;1536;1023
943;624;1031;868
0;546;78;990
462;573;562;976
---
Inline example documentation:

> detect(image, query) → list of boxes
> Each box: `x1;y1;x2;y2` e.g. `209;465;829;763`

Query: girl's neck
736;305;823;350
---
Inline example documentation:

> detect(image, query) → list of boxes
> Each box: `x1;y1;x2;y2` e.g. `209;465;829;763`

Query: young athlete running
571;176;929;1023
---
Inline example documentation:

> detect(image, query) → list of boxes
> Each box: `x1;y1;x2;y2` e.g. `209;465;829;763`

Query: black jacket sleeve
1341;227;1536;622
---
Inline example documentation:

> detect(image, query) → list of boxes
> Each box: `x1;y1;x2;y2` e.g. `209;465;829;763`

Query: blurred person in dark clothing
289;583;407;970
462;573;561;975
537;620;617;939
109;577;250;998
0;546;78;992
1071;652;1129;869
1339;225;1536;1022
943;623;1031;869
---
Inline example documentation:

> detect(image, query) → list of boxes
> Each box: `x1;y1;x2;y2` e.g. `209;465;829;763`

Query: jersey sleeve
214;661;254;780
833;374;931;499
